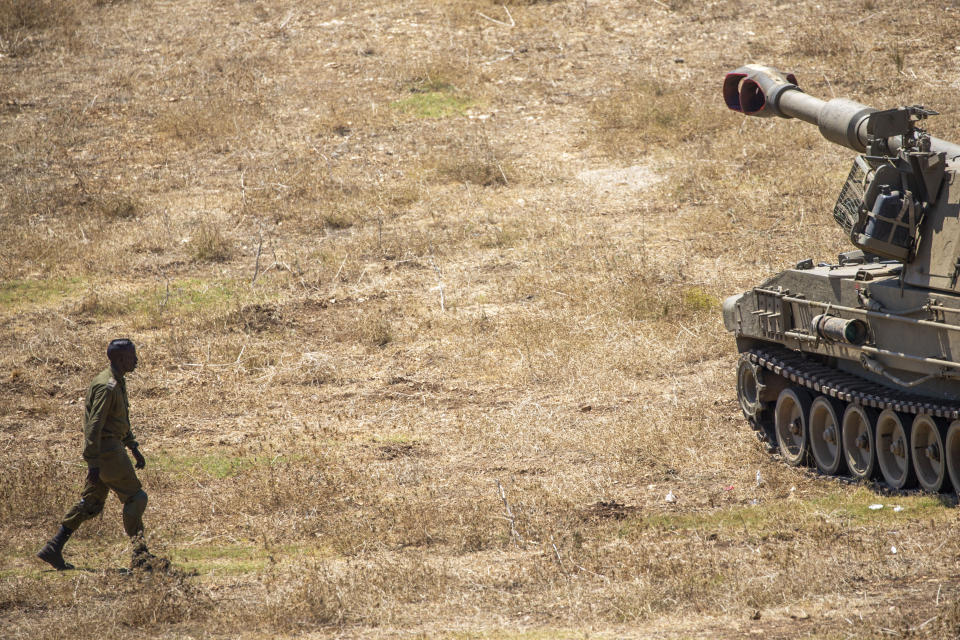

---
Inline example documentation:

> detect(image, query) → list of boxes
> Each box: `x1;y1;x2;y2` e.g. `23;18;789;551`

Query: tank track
747;345;960;420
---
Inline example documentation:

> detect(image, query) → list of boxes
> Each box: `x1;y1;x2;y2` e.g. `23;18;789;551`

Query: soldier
37;339;156;570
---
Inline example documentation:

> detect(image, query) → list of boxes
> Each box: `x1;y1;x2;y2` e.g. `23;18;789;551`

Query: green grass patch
0;566;84;580
392;91;475;118
149;450;312;479
150;451;281;479
0;277;84;309
681;286;718;315
615;280;724;321
623;489;950;537
138;278;244;325
71;278;243;326
170;545;270;574
477;223;523;249
809;489;949;521
147;278;238;314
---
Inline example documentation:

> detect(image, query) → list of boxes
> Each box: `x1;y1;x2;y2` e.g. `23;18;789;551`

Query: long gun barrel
724;64;960;158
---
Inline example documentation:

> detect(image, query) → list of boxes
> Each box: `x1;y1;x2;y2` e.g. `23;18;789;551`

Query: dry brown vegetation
4;0;960;638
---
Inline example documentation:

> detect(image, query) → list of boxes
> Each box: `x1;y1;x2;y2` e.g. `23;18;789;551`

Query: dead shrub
114;571;212;628
436;155;511;186
591;78;715;159
320;202;362;230
235;303;281;333
262;554;459;629
72;290;129;318
0;0;68;30
0;452;75;522
156;97;262;151
241;162;372;229
0;0;78;56
95;193;140;220
358;310;393;347
263;562;347;628
2;181;85;223
188;224;233;263
436;0;559;27
791;24;862;59
275;352;339;386
396;56;481;93
430;128;515;187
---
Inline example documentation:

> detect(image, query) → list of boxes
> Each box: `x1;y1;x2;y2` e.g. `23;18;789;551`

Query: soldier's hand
86;467;100;483
132;447;146;470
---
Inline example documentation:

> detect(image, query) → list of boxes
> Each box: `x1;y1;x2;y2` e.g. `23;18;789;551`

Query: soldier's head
107;339;138;374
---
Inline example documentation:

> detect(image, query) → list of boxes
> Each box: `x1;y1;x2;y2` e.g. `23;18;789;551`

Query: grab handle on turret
723;64;800;118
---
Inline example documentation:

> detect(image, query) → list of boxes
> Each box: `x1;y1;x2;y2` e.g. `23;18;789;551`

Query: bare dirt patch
577;164;663;193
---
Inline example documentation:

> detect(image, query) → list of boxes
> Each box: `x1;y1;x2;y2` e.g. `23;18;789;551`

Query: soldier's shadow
42;559;189;577
40;566;131;574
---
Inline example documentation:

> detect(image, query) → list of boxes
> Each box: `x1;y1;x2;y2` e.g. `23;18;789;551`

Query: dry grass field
4;0;960;637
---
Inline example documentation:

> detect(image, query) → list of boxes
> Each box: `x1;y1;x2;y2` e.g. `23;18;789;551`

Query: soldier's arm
120;387;139;450
120;390;142;466
82;385;113;467
122;428;139;450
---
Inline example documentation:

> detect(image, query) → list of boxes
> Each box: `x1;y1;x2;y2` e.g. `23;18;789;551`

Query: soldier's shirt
82;366;138;467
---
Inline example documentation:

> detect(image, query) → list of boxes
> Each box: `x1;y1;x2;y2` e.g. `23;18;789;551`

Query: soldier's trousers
62;441;147;537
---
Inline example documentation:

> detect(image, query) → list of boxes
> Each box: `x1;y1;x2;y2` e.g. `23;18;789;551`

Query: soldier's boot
130;536;169;572
130;535;153;570
37;525;75;571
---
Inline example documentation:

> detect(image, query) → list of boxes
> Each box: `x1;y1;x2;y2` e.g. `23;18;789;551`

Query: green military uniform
61;366;147;537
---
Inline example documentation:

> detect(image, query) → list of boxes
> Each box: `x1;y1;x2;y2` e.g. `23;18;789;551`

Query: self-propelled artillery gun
723;65;960;492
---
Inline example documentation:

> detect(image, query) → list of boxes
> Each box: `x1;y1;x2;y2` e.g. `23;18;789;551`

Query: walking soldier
37;339;156;570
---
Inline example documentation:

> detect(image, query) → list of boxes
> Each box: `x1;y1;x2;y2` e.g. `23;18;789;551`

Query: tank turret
722;65;960;494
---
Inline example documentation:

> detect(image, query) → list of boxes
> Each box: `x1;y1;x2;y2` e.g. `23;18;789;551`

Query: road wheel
809;396;846;475
774;387;812;466
911;414;949;493
876;409;916;490
943;420;960;497
842;404;878;481
736;356;764;430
